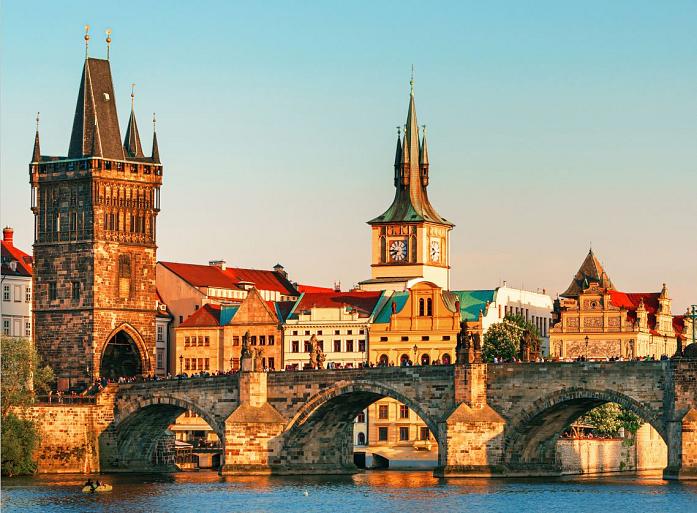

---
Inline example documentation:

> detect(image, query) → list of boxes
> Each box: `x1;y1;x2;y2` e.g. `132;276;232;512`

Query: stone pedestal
220;370;286;475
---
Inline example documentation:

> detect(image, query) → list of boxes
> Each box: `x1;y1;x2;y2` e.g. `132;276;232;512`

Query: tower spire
32;112;41;163
151;112;160;163
84;25;90;58
123;83;144;158
393;126;402;185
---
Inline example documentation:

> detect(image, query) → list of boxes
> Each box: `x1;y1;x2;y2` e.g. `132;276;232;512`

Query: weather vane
106;29;112;60
36;112;40;132
84;25;90;58
153;112;157;132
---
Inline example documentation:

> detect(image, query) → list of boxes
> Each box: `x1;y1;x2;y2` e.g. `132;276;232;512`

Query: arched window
421;354;430;366
426;298;433;316
400;353;410;366
441;353;451;365
419;298;425;316
378;354;389;366
357;432;366;446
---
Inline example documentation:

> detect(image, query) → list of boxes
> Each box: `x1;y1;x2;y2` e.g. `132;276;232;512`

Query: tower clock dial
389;240;407;262
430;239;441;262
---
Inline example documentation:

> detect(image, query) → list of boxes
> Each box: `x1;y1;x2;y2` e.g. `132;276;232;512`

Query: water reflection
3;471;696;513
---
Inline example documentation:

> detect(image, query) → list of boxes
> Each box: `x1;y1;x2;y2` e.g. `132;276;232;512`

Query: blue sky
2;1;696;310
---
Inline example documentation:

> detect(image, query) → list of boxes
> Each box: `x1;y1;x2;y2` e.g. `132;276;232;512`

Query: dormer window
103;92;110;101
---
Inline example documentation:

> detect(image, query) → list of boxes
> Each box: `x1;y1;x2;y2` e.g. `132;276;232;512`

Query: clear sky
1;1;696;311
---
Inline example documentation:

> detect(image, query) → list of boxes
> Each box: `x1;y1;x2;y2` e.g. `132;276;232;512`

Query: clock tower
360;79;454;291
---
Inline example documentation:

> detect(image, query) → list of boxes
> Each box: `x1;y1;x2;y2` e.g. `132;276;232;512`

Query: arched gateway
99;325;149;380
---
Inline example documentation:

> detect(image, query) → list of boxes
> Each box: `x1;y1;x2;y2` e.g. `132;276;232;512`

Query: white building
1;227;33;338
281;290;385;447
452;285;554;355
155;291;172;376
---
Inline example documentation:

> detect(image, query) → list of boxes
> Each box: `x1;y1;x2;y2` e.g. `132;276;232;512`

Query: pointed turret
31;114;41;163
419;125;429;186
68;58;124;160
561;249;615;298
369;76;452;227
151;131;160;164
393;129;402;186
123;88;144;158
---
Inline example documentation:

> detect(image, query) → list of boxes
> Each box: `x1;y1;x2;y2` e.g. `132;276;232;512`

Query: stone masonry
29;360;697;480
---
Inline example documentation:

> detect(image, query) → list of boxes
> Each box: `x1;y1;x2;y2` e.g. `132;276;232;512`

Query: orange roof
1;234;32;277
608;290;685;338
159;261;299;296
293;291;383;318
179;304;221;327
297;284;335;293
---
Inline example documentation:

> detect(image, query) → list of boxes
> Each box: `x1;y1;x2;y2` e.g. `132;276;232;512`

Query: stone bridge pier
98;359;697;479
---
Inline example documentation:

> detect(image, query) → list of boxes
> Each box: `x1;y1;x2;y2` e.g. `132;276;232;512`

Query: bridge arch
280;381;442;471
503;387;667;468
112;395;225;470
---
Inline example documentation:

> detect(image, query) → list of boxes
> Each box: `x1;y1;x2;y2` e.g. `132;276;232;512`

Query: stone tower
360;78;454;291
30;52;162;389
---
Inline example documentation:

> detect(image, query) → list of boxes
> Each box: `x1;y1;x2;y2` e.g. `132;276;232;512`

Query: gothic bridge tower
30;34;162;389
360;77;454;291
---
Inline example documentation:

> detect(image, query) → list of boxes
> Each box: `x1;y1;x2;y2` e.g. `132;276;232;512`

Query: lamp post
412;344;418;365
179;354;183;375
584;336;589;361
663;334;668;358
691;305;697;346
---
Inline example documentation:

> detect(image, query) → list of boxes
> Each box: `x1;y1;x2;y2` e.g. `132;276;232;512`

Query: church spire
368;73;452;227
31;112;41;163
393;126;402;186
151;113;160;164
123;84;144;158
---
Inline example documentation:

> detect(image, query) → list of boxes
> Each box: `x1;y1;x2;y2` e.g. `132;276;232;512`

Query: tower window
72;281;81;301
118;254;131;298
427;298;433;316
419;298;425;316
48;282;57;301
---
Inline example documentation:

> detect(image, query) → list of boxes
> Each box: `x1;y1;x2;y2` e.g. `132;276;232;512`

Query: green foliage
579;403;644;437
0;337;54;476
1;413;39;477
482;322;520;362
1;337;54;416
482;314;542;362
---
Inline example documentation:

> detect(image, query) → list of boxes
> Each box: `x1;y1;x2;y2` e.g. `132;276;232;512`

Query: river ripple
2;471;696;513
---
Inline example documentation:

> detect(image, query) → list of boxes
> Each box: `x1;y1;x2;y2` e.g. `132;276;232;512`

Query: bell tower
30;30;162;388
360;77;454;291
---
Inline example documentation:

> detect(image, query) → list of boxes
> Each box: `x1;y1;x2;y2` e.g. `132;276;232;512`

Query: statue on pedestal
308;335;325;370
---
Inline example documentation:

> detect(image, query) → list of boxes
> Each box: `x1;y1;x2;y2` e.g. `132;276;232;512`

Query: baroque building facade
30;51;162;389
549;250;690;360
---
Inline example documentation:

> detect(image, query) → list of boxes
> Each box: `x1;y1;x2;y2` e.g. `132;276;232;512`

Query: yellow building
550;250;691;360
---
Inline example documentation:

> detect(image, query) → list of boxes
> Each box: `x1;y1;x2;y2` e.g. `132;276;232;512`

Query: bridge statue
241;331;252;359
253;347;264;372
308;335;325;370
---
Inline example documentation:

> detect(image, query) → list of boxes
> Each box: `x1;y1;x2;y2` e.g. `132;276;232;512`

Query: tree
579;403;643;437
482;314;542;362
1;337;54;476
482;321;520;362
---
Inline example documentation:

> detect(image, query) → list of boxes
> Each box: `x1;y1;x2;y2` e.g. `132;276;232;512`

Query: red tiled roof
1;239;33;277
159;261;299;296
179;304;221;328
294;291;383;317
608;290;685;337
155;289;173;319
297;284;335;293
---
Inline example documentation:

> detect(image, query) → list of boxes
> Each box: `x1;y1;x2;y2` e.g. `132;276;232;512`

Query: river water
2;471;696;513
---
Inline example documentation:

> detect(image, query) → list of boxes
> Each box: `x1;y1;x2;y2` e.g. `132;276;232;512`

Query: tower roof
123;94;144;158
561;249;614;298
68;58;125;160
32;127;41;163
369;80;452;226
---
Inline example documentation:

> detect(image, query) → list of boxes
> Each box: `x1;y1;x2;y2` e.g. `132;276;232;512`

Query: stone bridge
95;360;697;479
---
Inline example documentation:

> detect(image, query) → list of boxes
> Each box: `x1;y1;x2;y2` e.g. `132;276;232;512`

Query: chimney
273;263;287;279
334;280;341;292
209;260;226;271
2;227;13;246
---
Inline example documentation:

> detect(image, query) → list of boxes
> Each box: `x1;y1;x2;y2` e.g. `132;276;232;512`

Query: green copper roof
451;290;496;321
373;291;410;323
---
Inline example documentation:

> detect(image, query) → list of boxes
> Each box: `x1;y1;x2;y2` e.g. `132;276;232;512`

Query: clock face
389;240;407;262
430;239;441;262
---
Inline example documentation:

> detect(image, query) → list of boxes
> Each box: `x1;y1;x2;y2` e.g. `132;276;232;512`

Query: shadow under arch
108;395;225;471
280;381;442;472
98;323;152;379
503;387;667;468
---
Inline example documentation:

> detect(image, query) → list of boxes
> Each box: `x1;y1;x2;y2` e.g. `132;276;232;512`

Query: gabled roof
68;58;125;160
158;261;300;296
290;291;383;319
179;304;221;327
1;234;32;277
561;249;614;298
450;290;496;321
607;289;685;338
368;81;452;227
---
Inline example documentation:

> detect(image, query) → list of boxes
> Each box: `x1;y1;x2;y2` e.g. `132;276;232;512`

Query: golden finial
410;65;414;95
84;25;90;58
105;28;112;60
131;83;136;108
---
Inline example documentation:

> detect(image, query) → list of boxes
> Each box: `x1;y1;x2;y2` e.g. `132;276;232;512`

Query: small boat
82;484;112;493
